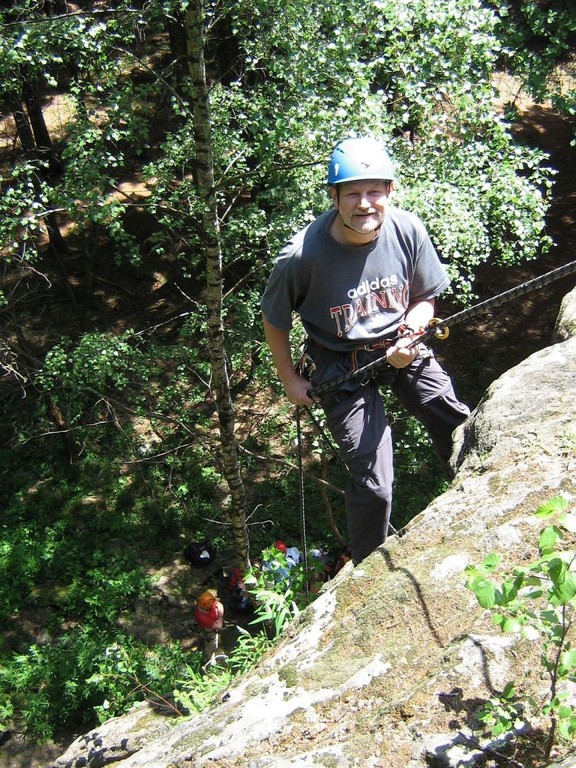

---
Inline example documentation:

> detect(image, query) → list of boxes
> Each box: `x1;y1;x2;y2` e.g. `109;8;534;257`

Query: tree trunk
9;97;36;154
9;93;67;255
25;89;53;155
184;1;250;570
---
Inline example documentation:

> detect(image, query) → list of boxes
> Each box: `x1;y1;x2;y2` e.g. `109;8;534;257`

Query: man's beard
341;211;384;236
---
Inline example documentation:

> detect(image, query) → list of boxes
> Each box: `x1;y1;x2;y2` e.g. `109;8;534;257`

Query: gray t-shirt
261;207;449;351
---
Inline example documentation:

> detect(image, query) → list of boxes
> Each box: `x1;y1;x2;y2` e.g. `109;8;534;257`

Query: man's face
329;179;392;240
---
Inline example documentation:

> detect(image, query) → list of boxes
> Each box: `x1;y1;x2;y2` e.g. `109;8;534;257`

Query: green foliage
172;663;233;716
226;626;275;674
486;1;576;151
0;322;303;741
221;0;554;299
3;628;125;738
1;0;574;750
86;639;203;723
244;548;303;637
1;624;232;740
397;133;554;301
476;681;524;738
0;514;292;740
0;1;148;262
0;159;56;262
134;0;558;312
0;0;564;321
38;331;146;409
0;475;151;625
465;496;576;758
488;1;576;103
0;423;230;740
244;546;321;637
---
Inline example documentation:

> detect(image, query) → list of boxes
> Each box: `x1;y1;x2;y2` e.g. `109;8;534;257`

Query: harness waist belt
308;337;393;352
358;338;393;352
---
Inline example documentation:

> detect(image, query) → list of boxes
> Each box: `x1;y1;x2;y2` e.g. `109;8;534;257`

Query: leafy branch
465;496;576;760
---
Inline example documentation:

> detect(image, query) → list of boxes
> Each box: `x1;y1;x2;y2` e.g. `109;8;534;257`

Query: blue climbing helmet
327;137;395;185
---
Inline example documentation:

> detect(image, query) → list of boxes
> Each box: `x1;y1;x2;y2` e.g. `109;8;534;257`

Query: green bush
465;496;576;760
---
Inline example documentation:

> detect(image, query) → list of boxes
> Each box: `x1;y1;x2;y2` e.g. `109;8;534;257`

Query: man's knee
421;391;470;466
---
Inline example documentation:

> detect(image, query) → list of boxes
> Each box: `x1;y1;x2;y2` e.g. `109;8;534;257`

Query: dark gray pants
309;345;469;564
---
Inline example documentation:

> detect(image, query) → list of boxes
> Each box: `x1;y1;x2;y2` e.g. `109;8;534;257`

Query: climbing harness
310;257;576;398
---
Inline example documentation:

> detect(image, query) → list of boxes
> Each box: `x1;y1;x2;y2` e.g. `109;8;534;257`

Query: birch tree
181;1;250;568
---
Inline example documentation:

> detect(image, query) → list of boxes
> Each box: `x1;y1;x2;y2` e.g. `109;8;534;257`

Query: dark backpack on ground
183;541;215;566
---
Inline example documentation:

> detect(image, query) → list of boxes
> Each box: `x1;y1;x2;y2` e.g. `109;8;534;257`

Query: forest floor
1;85;576;767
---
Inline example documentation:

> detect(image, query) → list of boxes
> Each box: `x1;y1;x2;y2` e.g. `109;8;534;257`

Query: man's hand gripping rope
303;321;447;402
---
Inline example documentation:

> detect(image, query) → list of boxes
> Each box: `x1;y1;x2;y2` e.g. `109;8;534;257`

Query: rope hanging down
295;405;308;584
310;257;576;398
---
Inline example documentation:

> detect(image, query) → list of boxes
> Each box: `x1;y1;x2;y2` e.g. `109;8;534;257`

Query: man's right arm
262;314;315;406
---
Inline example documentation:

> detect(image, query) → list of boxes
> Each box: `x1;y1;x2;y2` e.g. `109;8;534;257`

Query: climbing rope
310;257;576;398
295;405;309;584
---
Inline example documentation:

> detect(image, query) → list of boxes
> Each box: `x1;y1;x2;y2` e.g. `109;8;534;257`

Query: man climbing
261;136;469;565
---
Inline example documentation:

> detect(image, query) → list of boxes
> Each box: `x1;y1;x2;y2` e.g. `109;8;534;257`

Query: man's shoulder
280;210;335;260
386;206;426;232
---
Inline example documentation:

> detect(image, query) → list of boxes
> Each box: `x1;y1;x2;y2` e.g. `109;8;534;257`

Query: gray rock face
52;287;576;768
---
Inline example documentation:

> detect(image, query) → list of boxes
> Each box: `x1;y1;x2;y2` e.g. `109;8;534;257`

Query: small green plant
465;495;576;759
244;546;317;638
172;664;232;716
475;681;524;738
227;626;275;674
